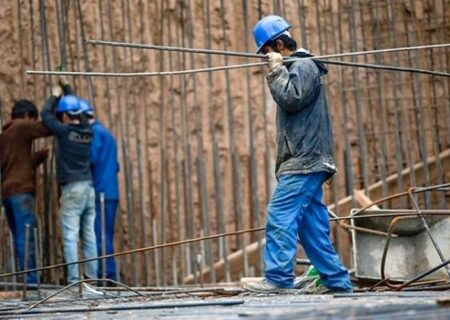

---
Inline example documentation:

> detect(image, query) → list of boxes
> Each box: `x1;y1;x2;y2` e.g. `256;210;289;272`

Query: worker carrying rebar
244;15;352;294
40;79;98;286
78;98;120;283
0;100;50;284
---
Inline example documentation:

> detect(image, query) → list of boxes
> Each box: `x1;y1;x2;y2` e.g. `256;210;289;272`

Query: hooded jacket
266;49;336;178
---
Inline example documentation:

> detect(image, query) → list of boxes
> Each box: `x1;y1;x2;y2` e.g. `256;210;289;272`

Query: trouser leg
297;176;352;291
80;186;98;280
264;174;312;288
3;194;37;283
95;199;117;280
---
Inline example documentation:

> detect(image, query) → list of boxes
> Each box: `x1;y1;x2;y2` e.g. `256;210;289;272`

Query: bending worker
244;15;352;293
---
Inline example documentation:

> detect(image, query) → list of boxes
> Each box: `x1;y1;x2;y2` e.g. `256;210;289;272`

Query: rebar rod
203;0;224;284
220;0;238;283
85;39;450;61
385;0;406;208
26;58;450;78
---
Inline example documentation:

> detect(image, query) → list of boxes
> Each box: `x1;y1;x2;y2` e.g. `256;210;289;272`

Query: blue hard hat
56;95;82;115
78;98;94;115
252;15;292;54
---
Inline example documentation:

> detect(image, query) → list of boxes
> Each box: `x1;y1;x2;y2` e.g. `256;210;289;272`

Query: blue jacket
41;96;92;185
90;121;119;200
266;50;336;179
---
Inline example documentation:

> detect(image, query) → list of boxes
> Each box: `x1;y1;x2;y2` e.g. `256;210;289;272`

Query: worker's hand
39;148;50;159
58;75;69;87
51;85;63;98
266;52;284;71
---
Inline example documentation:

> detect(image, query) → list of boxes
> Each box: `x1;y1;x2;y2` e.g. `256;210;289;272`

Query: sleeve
266;59;321;113
90;126;102;167
31;150;48;168
28;121;52;138
40;96;68;136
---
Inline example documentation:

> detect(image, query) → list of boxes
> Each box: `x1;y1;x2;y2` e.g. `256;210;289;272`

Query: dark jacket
90;121;119;200
41;96;92;185
266;50;336;178
0;120;50;198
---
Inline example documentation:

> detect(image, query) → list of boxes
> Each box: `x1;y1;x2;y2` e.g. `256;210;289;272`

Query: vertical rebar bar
166;6;183;285
158;0;167;287
219;0;242;282
405;0;431;206
22;224;30;300
100;193;106;288
124;0;149;286
185;0;214;284
202;0;227;282
106;0;137;286
33;227;41;299
349;0;369;193
177;3;196;283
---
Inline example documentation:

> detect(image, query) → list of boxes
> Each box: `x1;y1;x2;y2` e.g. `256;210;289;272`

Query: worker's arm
40;87;67;136
59;76;75;96
27;121;52;139
90;125;102;168
267;59;321;113
31;149;49;168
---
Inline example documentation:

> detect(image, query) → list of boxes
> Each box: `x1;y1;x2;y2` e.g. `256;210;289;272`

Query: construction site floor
1;286;450;319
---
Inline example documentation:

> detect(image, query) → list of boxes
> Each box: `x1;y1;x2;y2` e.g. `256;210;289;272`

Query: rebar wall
0;0;449;286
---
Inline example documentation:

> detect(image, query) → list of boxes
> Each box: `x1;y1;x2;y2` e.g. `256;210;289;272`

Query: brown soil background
0;0;449;285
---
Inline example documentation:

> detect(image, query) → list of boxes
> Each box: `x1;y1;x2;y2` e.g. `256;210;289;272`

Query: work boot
243;279;286;293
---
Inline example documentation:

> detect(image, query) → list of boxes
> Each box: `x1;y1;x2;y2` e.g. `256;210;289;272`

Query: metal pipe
202;0;224;283
3;299;245;316
22;225;30;300
408;187;450;276
26;59;450;78
33;227;41;300
85;39;450;61
100;193;106;287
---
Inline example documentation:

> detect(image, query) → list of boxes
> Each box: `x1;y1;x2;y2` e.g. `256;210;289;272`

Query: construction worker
244;15;352;293
0;100;50;284
41;86;98;286
79;99;119;282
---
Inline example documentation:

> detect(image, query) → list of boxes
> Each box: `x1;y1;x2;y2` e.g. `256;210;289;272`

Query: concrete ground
1;286;450;319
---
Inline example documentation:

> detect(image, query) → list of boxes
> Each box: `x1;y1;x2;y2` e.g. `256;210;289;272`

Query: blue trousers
264;172;352;291
2;193;37;283
94;198;118;280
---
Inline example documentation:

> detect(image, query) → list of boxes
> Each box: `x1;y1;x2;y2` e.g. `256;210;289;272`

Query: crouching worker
40;85;98;285
0;100;50;284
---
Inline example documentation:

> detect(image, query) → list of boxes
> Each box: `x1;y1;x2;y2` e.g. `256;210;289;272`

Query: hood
289;48;328;75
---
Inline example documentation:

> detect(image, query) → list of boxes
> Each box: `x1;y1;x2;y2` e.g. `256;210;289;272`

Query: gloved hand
51;85;63;98
266;52;284;71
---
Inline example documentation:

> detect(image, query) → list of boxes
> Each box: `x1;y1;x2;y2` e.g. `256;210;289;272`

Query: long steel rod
2;210;450;280
86;39;450;60
2;299;244;316
26;58;450;78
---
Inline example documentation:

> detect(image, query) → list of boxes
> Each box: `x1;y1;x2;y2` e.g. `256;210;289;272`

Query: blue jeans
60;181;98;284
264;172;352;291
2;193;37;283
94;198;118;280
